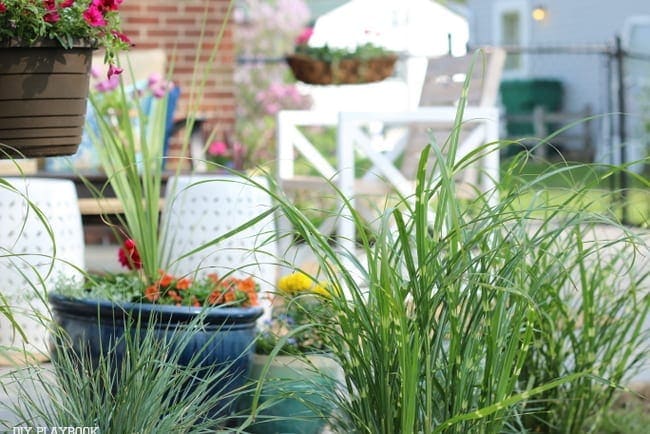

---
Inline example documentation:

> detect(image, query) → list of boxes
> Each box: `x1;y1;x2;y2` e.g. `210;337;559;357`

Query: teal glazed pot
247;353;342;434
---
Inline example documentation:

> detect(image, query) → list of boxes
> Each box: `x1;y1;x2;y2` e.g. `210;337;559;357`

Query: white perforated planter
161;175;278;318
0;177;85;363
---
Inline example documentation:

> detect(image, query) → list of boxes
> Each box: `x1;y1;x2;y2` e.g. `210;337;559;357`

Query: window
493;1;528;77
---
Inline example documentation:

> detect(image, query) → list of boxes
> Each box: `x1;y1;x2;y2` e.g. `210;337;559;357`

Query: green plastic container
500;79;564;136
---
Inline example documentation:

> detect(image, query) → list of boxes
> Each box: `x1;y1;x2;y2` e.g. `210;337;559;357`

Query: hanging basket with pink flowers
0;0;130;159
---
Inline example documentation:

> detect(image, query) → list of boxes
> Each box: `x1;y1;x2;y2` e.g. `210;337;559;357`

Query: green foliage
295;42;395;62
1;316;253;432
243;50;650;432
597;398;650;434
0;0;129;63
256;272;334;355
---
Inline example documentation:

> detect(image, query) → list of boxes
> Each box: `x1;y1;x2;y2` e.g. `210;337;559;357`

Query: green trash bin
500;79;564;136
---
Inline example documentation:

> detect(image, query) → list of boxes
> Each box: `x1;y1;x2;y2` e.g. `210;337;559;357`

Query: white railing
277;106;500;254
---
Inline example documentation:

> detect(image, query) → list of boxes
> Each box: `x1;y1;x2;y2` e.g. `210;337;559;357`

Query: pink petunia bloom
97;0;123;12
208;141;229;157
44;10;60;23
83;5;106;27
111;30;131;44
107;63;123;79
0;2;6;13
42;0;59;23
296;27;313;45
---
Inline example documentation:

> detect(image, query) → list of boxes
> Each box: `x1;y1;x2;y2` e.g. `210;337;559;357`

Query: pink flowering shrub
233;0;312;167
206;138;246;170
256;82;312;116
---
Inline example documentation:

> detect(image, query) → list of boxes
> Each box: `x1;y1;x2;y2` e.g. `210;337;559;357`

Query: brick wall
119;0;235;164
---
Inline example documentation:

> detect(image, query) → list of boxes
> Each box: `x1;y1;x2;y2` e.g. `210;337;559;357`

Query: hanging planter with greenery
286;28;397;85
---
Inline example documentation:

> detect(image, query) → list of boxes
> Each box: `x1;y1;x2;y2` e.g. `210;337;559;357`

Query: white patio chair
277;48;506;253
0;177;85;363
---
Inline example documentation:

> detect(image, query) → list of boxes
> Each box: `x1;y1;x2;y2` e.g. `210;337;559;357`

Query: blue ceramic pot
48;292;263;416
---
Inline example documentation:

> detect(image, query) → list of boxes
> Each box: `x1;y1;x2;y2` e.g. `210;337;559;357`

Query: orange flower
144;284;161;302
246;292;258;307
207;273;220;283
176;277;192;291
237;277;256;292
157;270;174;287
207;290;222;305
167;289;182;302
224;289;237;303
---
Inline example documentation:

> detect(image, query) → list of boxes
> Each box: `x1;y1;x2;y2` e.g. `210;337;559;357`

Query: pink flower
97;0;123;12
147;73;173;98
90;65;102;79
111;30;131;44
83;4;106;27
60;0;75;7
0;2;6;13
147;73;163;88
94;75;119;92
44;10;60;23
208;141;229;157
296;27;313;45
42;0;60;23
107;63;123;79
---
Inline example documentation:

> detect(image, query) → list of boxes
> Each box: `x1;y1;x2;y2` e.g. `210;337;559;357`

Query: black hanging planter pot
0;40;92;159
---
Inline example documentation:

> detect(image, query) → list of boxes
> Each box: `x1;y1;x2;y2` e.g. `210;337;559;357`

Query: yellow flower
277;272;313;294
311;282;332;298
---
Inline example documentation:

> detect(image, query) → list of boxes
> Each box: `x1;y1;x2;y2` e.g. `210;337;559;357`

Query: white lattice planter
161;175;277;319
0;178;84;364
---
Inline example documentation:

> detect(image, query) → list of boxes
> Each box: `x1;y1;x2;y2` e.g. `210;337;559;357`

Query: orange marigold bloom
237;277;256;292
168;289;182;302
247;292;258;307
224;289;237;303
144;285;161;302
176;277;192;291
158;270;174;287
207;273;220;283
207;290;222;305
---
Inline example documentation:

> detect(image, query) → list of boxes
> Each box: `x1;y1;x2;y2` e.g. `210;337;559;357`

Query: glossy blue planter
48;293;263;417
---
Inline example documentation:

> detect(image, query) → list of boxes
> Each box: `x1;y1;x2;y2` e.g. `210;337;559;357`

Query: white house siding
467;0;650;158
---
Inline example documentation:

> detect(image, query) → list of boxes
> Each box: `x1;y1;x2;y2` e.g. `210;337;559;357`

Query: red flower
118;239;142;270
0;2;7;13
60;0;75;7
